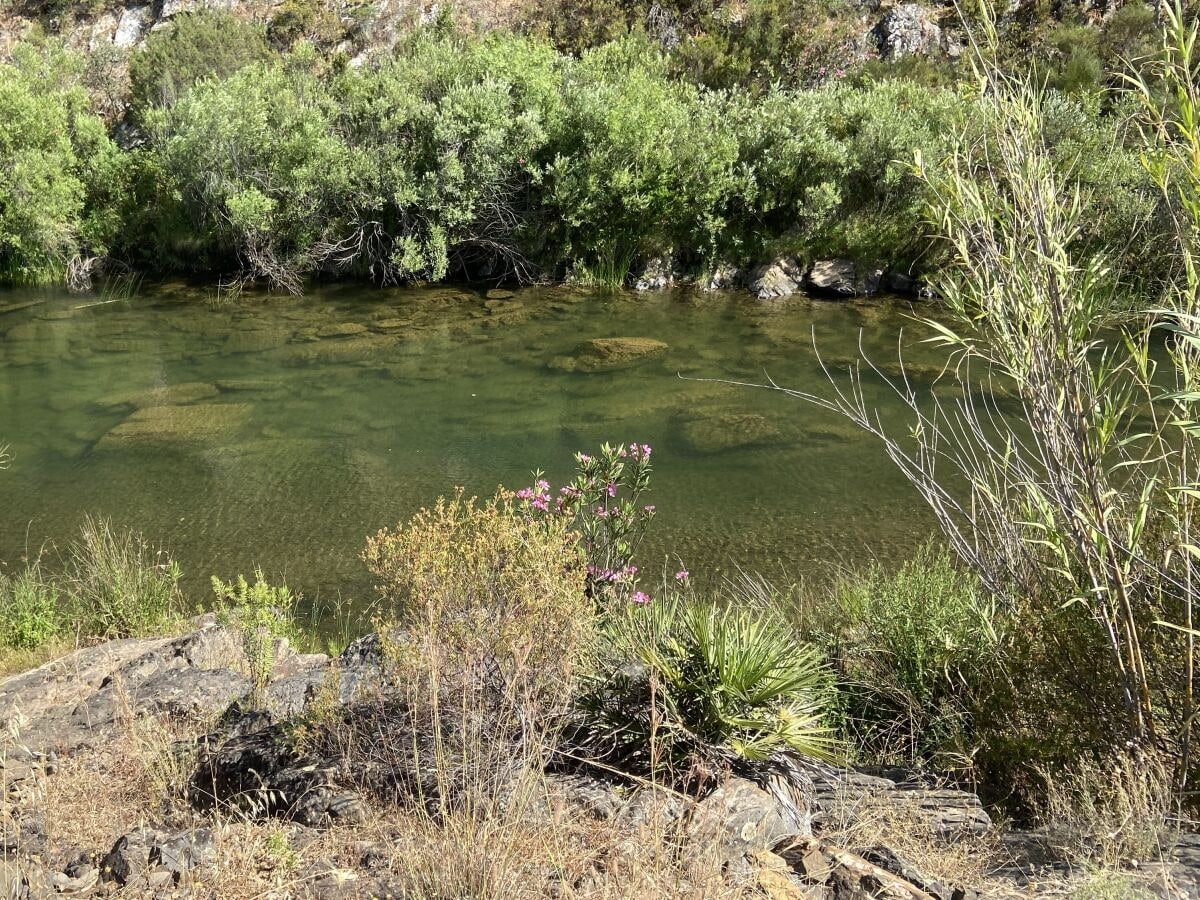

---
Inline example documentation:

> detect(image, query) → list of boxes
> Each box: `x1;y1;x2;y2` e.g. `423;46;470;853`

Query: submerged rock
96;402;253;449
98;381;219;410
223;328;291;354
550;337;669;373
316;322;368;339
678;411;781;454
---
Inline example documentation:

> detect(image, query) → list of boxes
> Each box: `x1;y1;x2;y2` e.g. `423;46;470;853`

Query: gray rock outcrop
874;3;944;59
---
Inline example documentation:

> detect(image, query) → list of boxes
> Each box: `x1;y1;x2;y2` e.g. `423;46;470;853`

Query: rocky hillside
0;0;1145;69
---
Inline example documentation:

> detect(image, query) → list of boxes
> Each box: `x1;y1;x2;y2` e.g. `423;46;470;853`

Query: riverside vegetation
0;0;1179;293
4;2;1200;899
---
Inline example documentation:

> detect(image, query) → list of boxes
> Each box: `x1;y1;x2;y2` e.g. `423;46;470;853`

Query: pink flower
640;444;652;458
535;479;550;492
532;497;549;512
675;570;689;582
606;483;618;497
515;488;534;500
643;505;655;515
632;591;651;605
578;453;592;464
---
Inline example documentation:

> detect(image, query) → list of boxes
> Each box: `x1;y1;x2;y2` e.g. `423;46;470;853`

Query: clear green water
0;282;945;611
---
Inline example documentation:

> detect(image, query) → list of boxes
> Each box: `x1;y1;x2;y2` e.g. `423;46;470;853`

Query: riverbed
0;281;944;614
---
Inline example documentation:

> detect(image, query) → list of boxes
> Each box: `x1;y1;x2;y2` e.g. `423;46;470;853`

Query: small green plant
807;545;1002;771
65;515;182;638
0;564;65;651
211;570;297;707
578;595;837;786
1069;869;1157;900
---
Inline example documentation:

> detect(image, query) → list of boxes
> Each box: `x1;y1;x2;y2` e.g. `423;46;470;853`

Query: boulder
634;255;676;291
100;827;216;888
702;264;740;292
0;620;332;755
187;723;367;826
751;259;803;300
550;337;669;373
686;777;808;874
811;768;992;840
805;260;858;298
874;4;943;59
113;5;152;48
884;270;922;296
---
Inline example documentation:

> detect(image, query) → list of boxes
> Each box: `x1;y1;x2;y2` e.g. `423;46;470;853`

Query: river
0;281;944;617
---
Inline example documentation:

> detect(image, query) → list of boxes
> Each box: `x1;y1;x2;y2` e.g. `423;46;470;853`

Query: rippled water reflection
0;282;947;612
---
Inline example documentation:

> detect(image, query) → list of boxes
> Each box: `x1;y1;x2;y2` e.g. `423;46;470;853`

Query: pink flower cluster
620;443;652;460
515;478;554;512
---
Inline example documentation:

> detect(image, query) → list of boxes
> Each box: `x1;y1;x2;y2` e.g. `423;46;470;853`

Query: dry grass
0;636;78;678
1040;750;1179;870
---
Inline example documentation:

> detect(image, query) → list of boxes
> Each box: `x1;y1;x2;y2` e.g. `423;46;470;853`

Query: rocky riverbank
0;618;1195;898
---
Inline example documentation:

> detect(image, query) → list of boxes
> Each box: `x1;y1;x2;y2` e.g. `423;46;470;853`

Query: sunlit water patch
0;282;947;614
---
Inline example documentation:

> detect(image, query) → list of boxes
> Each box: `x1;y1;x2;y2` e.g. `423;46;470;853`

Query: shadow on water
0;281;948;617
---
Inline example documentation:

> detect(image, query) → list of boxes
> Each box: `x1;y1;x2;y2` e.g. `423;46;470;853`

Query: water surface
0;282;945;610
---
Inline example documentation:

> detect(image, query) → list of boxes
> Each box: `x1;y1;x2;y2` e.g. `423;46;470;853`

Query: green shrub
807;545;1002;772
578;596;836;785
129;10;273;113
0;564;65;651
65;516;183;638
546;37;740;274
364;489;590;699
145;57;355;290
317;490;591;807
333;31;564;283
0;43;127;285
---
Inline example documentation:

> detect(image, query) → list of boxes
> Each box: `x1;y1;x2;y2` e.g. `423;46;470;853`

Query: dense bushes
0;44;127;286
0;22;1166;291
129;11;272;113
